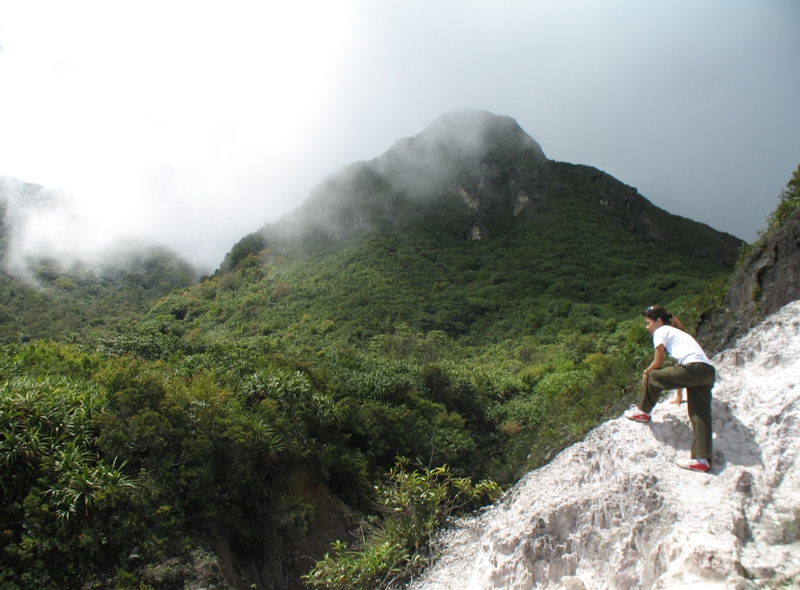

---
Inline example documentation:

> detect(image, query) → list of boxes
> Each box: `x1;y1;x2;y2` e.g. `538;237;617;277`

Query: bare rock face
409;301;800;590
698;209;800;355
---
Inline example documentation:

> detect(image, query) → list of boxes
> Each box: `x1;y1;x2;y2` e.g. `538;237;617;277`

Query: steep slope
408;301;800;589
255;111;739;266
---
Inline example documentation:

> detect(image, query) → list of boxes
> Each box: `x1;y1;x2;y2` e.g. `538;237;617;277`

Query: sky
1;0;798;272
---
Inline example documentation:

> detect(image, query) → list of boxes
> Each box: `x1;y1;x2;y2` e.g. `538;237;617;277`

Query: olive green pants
638;362;715;463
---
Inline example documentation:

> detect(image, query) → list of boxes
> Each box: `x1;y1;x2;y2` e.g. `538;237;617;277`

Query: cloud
0;1;357;270
0;0;798;272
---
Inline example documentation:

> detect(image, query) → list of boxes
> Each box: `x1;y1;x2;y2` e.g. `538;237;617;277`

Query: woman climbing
624;305;716;472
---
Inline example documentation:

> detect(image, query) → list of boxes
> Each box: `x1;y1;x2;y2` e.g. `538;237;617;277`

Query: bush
302;458;500;589
0;375;137;588
766;163;800;231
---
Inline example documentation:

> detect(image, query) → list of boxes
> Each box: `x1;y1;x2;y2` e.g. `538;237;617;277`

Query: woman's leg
642;363;715;463
684;363;715;463
639;365;694;413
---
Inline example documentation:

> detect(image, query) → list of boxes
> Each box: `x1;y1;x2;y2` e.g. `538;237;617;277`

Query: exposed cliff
408;301;800;589
698;208;800;355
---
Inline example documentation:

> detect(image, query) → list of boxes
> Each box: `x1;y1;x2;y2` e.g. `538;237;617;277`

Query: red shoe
677;457;710;472
624;404;651;422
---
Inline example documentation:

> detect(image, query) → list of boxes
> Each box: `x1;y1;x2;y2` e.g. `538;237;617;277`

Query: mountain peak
263;111;555;246
409;301;800;589
386;110;548;164
254;110;739;273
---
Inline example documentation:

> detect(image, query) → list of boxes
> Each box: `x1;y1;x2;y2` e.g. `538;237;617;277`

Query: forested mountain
176;110;741;347
1;112;751;590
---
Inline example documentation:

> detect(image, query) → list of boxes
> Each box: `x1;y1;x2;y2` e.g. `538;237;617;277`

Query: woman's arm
642;344;666;387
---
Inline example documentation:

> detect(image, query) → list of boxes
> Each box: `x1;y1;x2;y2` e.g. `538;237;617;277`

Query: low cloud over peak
1;2;797;272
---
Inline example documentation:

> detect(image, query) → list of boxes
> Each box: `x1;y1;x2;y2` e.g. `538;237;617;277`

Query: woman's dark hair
643;304;673;325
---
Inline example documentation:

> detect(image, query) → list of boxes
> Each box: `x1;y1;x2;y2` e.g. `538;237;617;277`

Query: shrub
302;458;500;589
0;375;137;588
766;163;800;231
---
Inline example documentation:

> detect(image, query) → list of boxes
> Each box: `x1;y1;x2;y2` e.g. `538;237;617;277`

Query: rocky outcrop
408;301;800;589
447;166;547;219
697;208;800;355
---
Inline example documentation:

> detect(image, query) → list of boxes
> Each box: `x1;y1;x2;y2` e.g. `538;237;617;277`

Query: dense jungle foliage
0;313;660;589
0;249;199;344
1;114;763;589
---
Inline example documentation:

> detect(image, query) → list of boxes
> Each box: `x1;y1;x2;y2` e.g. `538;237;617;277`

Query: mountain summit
252;111;739;264
255;110;551;247
215;111;741;341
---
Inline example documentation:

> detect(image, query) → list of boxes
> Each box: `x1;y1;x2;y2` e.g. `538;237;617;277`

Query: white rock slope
409;301;800;589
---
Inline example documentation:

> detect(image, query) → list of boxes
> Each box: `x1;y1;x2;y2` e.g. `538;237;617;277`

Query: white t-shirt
652;325;712;366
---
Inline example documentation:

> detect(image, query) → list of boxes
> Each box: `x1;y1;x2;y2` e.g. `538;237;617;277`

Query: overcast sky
1;0;798;272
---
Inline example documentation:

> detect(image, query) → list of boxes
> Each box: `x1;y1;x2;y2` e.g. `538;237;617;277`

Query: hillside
0;177;199;342
0;112;754;590
408;300;800;590
266;111;738;267
160;111;741;348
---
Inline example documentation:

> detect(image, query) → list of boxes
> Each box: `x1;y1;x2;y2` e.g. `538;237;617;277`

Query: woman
624;305;716;473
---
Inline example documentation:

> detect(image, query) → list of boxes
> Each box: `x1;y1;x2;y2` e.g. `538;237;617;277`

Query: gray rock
697;208;800;355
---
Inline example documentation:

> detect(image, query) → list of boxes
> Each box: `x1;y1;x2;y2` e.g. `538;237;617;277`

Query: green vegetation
0;260;719;589
735;163;800;264
0;116;748;588
0;247;198;344
766;163;800;232
303;460;500;590
0;306;680;588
